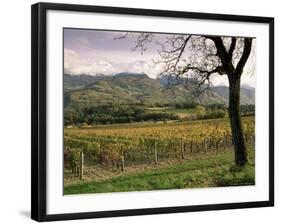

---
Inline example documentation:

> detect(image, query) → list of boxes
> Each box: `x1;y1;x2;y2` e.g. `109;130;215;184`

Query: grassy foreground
64;146;255;195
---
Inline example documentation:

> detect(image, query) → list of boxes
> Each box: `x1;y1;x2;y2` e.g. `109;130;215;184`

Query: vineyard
64;117;255;180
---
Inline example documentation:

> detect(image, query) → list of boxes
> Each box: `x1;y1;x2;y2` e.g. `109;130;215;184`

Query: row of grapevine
64;117;255;176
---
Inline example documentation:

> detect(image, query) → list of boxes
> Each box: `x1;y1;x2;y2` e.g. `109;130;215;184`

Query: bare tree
117;33;254;166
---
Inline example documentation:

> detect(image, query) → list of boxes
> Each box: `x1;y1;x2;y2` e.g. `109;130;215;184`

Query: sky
64;28;256;87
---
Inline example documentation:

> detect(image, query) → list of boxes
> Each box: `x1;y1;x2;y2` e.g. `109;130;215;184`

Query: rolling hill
64;73;255;109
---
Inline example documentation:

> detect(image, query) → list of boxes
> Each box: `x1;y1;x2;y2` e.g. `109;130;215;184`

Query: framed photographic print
31;2;274;222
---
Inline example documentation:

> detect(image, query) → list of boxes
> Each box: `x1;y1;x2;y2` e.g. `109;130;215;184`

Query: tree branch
115;33;252;97
228;37;237;58
181;65;225;76
173;36;191;70
235;38;253;76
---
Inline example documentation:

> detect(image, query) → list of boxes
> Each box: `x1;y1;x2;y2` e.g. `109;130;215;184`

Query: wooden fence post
121;149;125;172
154;141;158;164
181;139;185;159
204;140;208;154
79;151;84;180
75;165;79;177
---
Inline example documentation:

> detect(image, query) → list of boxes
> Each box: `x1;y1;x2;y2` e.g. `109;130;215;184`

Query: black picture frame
31;2;274;222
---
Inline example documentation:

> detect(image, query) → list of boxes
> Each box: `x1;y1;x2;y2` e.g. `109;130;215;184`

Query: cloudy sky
64;28;256;87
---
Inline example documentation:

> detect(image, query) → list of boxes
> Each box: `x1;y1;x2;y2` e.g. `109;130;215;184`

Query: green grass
147;107;195;118
64;146;255;195
163;108;195;113
147;107;195;113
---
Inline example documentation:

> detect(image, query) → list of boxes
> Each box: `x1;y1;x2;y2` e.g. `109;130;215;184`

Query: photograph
63;28;256;195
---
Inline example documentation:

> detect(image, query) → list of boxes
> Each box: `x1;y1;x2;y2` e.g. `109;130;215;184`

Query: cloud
64;48;255;87
64;48;164;78
64;49;115;75
127;61;165;78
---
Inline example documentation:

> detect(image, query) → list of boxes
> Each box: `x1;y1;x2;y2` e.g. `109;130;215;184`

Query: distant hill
211;86;255;105
64;74;106;89
64;73;255;108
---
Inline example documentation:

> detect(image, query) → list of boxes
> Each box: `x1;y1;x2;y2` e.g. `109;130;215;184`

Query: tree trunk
228;76;248;166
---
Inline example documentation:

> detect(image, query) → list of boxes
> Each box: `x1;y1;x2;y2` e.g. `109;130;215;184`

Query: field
64;117;255;195
147;107;196;119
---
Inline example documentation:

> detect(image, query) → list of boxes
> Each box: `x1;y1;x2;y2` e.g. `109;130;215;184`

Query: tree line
64;103;254;126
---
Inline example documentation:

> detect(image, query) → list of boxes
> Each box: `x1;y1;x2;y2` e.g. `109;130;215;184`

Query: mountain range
64;73;255;108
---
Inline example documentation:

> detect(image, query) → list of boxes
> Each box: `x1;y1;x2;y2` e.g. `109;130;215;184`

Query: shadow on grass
215;164;255;187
